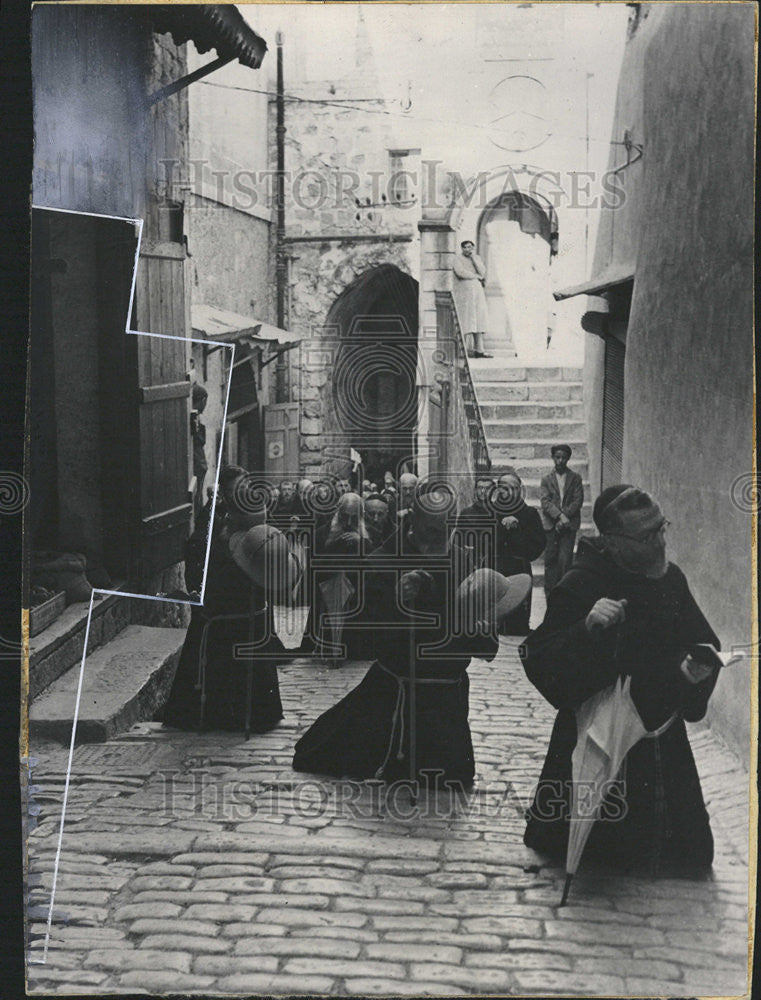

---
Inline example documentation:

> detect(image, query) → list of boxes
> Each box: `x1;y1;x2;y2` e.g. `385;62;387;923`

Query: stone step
480;400;585;420
476;382;583;402
29;625;184;744
488;454;589;478
469;365;583;384
483;418;587;439
29;591;132;700
483;437;589;460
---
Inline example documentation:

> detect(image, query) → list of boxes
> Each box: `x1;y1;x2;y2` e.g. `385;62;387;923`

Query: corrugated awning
192;303;302;345
149;5;267;69
553;264;635;302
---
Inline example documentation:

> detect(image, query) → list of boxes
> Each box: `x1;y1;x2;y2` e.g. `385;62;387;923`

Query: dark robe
454;500;545;634
308;529;364;659
520;536;720;875
183;496;222;595
162;516;285;734
494;501;546;634
292;528;498;786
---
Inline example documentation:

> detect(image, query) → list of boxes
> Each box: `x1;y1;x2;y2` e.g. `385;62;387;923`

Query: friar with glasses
456;475;496;532
520;484;721;875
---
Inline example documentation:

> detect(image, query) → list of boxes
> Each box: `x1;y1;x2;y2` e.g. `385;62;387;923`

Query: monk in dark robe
162;466;287;734
520;484;720;876
491;471;545;634
455;471;545;635
293;484;499;788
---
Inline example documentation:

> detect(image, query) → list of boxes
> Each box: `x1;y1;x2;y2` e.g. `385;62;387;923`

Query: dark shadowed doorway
324;264;419;483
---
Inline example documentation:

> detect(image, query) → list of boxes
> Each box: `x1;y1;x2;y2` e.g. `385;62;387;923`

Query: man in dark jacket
491;470;546;634
456;476;495;534
540;444;584;597
520;484;720;876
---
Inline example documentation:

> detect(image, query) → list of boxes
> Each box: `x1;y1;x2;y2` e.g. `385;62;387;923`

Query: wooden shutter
601;336;625;489
132;240;192;580
263;403;300;477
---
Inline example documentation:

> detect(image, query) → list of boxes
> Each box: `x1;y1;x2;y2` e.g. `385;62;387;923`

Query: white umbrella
561;674;648;906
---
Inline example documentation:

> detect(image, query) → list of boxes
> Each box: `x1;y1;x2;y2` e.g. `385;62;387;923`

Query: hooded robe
520;536;720;875
292;528;498;786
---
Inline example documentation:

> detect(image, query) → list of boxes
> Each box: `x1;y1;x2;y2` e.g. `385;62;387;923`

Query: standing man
452;240;492;359
540;444;584;597
364;492;393;549
492;470;546;634
397;472;419;519
190;384;209;519
456;475;495;533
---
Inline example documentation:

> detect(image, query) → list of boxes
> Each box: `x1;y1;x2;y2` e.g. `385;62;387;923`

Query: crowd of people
161;456;724;882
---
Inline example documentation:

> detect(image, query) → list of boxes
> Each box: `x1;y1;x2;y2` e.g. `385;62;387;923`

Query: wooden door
131;240;192;581
263;403;300;478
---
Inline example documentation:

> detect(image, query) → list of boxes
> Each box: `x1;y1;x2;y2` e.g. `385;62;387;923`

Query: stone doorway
323;264;419;484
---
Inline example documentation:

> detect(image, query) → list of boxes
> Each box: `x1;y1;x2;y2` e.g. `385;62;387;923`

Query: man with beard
490;470;546;634
273;480;298;525
520;484;720;876
364;492;393;549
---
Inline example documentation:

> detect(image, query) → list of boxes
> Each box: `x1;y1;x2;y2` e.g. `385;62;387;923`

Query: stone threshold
29;585;131;701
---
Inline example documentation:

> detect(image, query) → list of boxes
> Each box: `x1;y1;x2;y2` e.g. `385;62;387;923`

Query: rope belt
196;606;269;730
373;660;464;780
642;712;678;739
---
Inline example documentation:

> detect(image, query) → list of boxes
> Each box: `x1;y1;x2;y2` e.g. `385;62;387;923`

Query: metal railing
435;291;491;475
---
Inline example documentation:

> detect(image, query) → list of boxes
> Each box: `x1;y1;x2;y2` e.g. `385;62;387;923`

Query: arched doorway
324;264;419;483
476;191;557;359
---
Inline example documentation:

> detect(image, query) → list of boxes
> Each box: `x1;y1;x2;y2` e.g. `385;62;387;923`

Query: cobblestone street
26;606;752;997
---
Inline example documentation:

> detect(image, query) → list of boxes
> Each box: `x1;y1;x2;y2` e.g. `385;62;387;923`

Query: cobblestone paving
26;608;752;996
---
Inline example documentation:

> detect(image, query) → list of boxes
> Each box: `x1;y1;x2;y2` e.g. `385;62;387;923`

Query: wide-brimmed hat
457;568;532;624
228;524;300;592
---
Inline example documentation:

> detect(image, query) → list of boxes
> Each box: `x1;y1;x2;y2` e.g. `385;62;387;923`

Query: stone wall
584;3;756;763
31;5;193;628
279;44;419;476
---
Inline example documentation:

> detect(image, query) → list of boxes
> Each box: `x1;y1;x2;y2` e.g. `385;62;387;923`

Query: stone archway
476;190;558;358
323;264;419;483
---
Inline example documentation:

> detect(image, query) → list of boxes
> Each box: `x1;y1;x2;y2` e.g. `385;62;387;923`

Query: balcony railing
434;291;491;476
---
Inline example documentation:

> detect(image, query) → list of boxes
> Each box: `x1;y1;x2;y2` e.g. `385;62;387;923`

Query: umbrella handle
559;873;573;907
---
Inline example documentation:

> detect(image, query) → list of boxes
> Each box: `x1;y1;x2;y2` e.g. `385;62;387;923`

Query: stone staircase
28;592;184;744
469;358;594;586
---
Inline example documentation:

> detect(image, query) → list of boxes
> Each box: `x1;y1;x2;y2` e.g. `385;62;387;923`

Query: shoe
473;352;493;359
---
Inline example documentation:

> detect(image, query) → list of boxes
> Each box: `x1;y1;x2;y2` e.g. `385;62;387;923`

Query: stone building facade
275;12;421;478
575;3;755;762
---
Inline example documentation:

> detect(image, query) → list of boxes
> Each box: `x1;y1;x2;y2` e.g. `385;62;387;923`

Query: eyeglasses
605;519;671;545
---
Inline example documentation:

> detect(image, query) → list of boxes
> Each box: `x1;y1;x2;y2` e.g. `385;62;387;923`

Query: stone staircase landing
469;354;593;587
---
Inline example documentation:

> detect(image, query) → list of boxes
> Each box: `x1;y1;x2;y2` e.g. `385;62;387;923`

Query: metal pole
275;31;287;330
147;55;234;106
274;31;289;403
408;620;417;802
584;71;592;275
